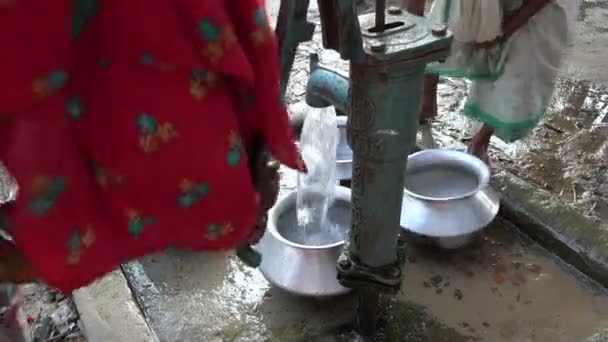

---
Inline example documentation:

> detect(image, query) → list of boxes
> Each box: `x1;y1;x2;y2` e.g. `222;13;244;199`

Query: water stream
295;106;342;246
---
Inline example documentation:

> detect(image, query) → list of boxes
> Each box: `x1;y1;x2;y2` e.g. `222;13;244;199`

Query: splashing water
296;107;339;243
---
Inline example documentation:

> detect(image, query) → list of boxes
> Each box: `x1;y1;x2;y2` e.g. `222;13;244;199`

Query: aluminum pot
335;116;353;181
400;149;500;249
257;185;352;297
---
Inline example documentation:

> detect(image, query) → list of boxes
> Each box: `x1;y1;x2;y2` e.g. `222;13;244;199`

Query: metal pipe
305;55;350;112
276;0;315;99
357;289;380;337
344;55;428;339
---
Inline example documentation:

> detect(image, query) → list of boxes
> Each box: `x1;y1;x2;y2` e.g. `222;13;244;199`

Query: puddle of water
399;218;608;341
122;250;355;342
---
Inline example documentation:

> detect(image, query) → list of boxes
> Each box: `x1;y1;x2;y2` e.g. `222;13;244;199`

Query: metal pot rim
403;149;490;202
267;185;352;251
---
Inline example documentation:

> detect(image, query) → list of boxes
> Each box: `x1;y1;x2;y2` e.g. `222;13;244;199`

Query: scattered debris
18;284;87;342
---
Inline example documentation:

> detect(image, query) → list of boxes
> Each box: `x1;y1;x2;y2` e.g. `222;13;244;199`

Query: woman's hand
475;0;551;51
501;0;551;39
247;147;280;245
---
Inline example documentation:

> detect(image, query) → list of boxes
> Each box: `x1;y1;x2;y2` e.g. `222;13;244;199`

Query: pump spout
288;53;349;139
305;54;349;113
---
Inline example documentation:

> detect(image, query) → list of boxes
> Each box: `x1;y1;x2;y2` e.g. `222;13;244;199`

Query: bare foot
468;124;494;166
468;141;490;165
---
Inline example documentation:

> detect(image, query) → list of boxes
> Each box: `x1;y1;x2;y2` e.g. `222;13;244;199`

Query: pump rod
375;0;386;30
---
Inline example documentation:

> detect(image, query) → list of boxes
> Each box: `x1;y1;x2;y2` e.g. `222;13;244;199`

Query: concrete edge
492;170;608;288
72;269;159;342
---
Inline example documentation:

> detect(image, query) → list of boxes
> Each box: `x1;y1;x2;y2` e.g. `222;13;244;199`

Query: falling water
295;107;342;246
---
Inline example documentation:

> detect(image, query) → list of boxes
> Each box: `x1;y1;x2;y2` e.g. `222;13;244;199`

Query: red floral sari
0;0;302;293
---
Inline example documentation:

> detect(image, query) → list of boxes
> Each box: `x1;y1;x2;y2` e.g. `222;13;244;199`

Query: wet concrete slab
116;162;608;341
493;170;608;288
73;270;158;342
398;218;608;341
119;213;608;341
121;252;356;341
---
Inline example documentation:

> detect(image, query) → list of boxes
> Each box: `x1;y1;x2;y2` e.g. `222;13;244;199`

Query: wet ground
399;219;608;341
116;162;608;341
122;197;608;341
122;252;356;341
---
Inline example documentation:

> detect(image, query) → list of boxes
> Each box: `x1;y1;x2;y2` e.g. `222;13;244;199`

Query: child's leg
416;74;439;149
420;74;439;123
404;0;438;150
468;123;494;164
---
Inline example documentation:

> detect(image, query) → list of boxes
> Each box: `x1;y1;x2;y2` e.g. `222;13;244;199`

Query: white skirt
427;1;576;142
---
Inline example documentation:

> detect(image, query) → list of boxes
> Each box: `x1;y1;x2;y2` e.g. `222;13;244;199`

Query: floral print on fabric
66;226;96;265
0;0;302;294
27;176;66;217
177;179;209;208
32;70;68;100
136;113;178;154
